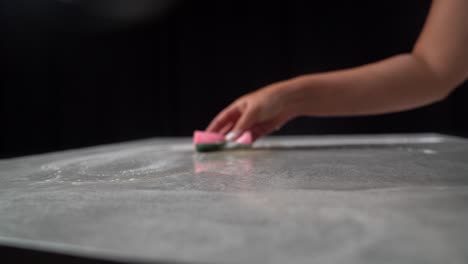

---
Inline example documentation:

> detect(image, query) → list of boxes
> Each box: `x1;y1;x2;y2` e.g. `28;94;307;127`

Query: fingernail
225;131;239;141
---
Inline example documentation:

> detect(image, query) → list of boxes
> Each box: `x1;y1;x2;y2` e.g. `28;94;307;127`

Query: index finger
206;105;241;133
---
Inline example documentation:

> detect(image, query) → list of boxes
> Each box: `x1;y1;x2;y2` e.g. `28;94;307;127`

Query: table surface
1;134;468;264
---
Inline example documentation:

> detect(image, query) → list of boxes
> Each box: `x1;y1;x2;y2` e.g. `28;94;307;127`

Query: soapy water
421;149;437;155
32;140;439;186
35;146;192;184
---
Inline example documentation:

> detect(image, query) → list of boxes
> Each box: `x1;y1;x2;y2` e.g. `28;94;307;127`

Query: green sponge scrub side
195;143;225;152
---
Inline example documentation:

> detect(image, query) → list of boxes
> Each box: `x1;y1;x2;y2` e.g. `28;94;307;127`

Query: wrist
276;76;310;118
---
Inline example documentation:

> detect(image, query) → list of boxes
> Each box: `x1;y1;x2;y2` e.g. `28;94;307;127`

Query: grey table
1;134;468;264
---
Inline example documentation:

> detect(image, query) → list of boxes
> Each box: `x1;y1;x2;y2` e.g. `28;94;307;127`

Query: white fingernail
225;131;238;141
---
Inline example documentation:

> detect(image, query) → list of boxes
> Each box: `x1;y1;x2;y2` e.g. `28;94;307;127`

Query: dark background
2;0;467;158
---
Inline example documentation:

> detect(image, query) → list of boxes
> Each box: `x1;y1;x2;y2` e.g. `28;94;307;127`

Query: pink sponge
235;131;253;145
193;130;254;152
193;130;225;144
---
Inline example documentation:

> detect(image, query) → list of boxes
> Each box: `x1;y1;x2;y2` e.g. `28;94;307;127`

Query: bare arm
286;0;468;117
207;0;468;140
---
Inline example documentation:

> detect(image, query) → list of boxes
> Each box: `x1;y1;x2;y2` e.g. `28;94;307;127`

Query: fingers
227;106;260;140
206;105;241;133
250;114;291;141
219;122;234;135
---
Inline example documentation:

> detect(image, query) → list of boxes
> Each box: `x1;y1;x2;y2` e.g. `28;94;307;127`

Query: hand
206;82;298;141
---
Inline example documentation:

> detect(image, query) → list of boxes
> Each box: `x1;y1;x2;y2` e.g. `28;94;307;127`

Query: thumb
226;106;259;141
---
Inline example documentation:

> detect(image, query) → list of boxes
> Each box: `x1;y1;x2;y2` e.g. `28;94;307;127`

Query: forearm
284;53;449;117
283;0;468;118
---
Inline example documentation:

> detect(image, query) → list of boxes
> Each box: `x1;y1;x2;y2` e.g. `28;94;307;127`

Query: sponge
193;130;226;152
193;130;254;152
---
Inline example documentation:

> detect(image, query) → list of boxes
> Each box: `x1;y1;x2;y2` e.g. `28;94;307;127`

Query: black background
2;0;467;158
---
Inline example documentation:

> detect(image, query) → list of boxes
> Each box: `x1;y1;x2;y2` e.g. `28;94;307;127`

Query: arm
287;0;468;117
207;0;468;140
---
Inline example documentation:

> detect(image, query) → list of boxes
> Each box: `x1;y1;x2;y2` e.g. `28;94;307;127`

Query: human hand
206;82;298;142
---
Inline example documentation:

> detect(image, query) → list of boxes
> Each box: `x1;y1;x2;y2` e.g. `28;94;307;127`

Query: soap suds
37;146;189;184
